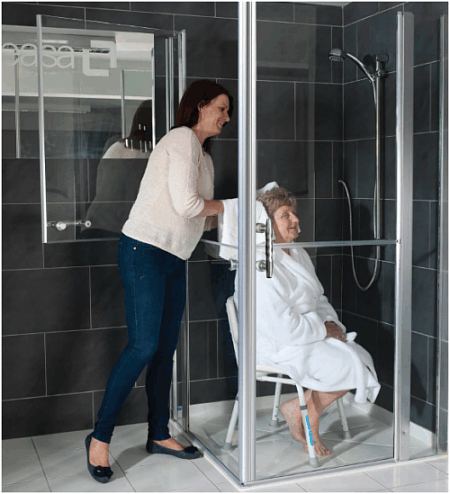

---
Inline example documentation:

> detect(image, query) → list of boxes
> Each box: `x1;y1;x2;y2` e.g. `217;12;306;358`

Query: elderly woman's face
273;205;300;243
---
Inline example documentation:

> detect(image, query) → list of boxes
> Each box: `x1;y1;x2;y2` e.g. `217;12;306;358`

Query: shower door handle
47;220;92;231
256;218;273;278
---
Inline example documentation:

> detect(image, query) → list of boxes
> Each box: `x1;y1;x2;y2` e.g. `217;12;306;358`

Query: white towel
217;182;278;260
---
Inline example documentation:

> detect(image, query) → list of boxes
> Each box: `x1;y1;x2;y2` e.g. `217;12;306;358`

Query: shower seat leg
224;396;239;450
270;377;283;426
336;397;351;439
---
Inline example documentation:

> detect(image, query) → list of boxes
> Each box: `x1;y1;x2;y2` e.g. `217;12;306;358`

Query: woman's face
272;205;300;243
197;94;230;137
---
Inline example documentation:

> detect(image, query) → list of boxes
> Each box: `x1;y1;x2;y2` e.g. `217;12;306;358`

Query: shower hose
339;179;380;292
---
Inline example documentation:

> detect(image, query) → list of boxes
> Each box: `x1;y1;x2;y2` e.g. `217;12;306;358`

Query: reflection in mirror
2;25;157;242
80;99;152;239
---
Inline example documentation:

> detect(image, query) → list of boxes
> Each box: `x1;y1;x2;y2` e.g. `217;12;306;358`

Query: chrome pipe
37;15;48;243
238;0;257;484
165;39;170;134
14;61;21;158
394;11;414;462
120;69;126;138
346;51;376;84
168;37;175;128
151;47;156;148
375;59;382;241
200;238;397;249
178;30;186;102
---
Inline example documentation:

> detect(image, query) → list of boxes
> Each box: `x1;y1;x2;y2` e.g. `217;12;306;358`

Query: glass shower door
249;3;400;480
241;3;414;485
34;15;182;244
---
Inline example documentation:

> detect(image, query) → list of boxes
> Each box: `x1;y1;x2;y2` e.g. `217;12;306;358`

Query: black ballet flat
146;439;203;460
85;433;114;483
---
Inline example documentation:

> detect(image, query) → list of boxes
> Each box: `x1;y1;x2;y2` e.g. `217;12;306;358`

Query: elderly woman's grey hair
257;186;297;219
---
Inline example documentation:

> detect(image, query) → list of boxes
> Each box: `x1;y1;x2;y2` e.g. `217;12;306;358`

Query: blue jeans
93;234;186;443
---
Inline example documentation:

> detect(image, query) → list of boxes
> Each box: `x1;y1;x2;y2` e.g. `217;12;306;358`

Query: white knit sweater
122;126;214;259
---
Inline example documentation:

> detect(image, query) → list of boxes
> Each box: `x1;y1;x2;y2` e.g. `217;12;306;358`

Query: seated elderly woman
255;187;380;457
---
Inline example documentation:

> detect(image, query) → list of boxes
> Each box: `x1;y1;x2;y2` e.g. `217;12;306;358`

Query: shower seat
224;296;350;468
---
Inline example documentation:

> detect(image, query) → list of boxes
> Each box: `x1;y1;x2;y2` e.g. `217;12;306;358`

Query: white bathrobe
251;247;380;403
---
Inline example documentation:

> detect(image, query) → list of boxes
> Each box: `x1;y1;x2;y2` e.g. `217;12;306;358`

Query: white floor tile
32;429;88;458
37;440;126;484
48;472;134;492
215;479;239;492
2;438;44;485
192;457;231;485
2;475;50;492
3;437;37;458
366;462;448;489
426;456;449;474
297;472;386;492
249;482;306;492
391;478;449;492
124;454;219;492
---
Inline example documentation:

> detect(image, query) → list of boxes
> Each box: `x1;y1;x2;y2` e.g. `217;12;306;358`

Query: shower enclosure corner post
176;28;188;429
36;14;48;243
394;11;414;462
437;13;448;454
238;1;257;484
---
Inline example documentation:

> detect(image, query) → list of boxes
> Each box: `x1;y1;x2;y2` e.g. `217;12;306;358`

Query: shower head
328;48;346;62
329;47;376;84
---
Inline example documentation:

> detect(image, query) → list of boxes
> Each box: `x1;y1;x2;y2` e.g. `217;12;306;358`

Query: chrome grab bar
47;220;92;232
256;218;273;278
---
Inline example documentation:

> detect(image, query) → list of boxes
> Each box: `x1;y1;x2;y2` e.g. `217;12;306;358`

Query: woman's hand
325;321;347;342
198;199;224;217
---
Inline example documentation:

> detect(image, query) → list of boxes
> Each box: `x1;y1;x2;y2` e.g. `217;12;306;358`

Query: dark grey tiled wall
340;1;447;433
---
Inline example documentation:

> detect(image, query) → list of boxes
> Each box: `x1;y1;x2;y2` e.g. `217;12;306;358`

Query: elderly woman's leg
280;398;306;444
307;390;347;456
280;389;347;456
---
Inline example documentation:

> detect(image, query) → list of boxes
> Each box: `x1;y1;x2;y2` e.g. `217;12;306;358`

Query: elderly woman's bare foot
301;433;332;456
313;438;332;456
280;399;306;444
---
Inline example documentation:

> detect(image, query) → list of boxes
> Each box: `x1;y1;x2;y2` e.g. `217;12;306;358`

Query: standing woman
85;80;232;483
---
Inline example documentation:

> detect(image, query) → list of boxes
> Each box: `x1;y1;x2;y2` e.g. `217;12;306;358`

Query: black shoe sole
146;441;203;460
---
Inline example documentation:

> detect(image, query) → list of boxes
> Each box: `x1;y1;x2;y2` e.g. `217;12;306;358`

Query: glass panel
186;240;240;478
409;8;448;459
35;16;155;242
253;1;397;480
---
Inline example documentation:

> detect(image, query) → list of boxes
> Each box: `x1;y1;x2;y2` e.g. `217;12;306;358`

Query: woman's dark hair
175;79;233;132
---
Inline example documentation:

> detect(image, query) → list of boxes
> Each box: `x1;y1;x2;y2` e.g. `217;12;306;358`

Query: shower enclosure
3;1;446;488
170;2;447;487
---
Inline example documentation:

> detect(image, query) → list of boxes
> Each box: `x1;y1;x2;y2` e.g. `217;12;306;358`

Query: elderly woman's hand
325;321;347;342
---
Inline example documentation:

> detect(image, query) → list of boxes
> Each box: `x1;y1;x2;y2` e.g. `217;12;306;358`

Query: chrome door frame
394;11;414;462
238;1;257;484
